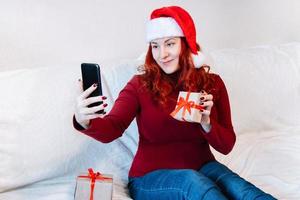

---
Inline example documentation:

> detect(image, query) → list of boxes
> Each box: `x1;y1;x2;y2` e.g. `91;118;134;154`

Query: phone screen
81;63;103;113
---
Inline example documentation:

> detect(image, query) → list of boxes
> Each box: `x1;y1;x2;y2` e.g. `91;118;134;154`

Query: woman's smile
161;59;174;65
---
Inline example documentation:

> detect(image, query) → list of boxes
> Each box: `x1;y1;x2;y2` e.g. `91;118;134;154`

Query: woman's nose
159;47;168;59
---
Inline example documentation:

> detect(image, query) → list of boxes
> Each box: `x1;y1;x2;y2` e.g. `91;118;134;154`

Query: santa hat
146;6;207;68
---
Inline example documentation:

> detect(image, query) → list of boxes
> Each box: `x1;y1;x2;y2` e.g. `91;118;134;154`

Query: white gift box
74;169;113;200
170;91;203;123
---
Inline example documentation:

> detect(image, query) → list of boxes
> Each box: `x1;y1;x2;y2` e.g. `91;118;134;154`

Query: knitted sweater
73;73;236;177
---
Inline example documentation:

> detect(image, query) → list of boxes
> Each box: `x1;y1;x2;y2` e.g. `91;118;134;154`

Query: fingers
80;96;106;107
200;90;207;95
78;78;83;92
80;113;105;121
75;99;107;126
200;100;213;108
80;103;108;115
199;90;214;115
200;90;213;104
200;94;213;101
79;83;98;100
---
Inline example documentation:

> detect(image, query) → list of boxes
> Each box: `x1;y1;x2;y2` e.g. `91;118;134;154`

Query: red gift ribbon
78;168;112;200
170;91;204;121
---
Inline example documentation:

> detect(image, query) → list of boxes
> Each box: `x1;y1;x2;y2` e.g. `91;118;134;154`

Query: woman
73;6;276;200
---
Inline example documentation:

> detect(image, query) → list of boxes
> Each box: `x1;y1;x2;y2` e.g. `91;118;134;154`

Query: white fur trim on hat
192;51;206;68
146;17;184;42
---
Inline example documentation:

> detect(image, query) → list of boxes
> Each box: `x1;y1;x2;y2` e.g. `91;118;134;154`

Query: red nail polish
93;83;97;87
200;109;204;112
200;97;205;100
200;102;204;105
102;96;107;100
103;103;108;107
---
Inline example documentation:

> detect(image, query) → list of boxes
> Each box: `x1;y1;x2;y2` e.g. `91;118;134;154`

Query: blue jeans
128;161;276;200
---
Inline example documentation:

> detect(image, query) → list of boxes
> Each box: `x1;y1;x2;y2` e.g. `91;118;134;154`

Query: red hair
139;37;215;107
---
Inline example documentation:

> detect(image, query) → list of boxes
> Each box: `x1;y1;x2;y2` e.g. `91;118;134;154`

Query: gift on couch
75;168;113;200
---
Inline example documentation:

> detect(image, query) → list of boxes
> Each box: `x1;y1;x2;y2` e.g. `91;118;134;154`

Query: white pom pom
192;51;206;68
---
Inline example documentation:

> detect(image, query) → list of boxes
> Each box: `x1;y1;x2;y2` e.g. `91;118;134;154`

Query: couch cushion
212;128;300;199
211;42;300;133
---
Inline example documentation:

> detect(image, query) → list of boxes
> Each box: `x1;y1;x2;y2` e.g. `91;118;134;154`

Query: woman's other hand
199;90;214;132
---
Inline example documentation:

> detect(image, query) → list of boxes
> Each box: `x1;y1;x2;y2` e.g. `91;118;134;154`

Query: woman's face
150;37;181;74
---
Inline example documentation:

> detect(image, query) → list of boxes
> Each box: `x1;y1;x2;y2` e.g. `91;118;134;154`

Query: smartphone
81;63;104;114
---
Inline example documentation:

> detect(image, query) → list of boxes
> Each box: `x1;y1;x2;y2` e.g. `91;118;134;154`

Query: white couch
1;42;300;200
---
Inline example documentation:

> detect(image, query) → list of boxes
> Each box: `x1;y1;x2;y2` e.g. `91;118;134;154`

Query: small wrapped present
170;91;204;123
74;168;113;200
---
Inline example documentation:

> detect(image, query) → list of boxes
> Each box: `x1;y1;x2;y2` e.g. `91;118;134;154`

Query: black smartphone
81;63;104;114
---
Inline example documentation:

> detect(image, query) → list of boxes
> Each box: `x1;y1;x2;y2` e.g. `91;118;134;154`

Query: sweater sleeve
74;75;140;143
202;75;236;155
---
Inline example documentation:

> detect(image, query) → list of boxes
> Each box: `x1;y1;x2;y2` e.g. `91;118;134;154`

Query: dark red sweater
74;73;236;177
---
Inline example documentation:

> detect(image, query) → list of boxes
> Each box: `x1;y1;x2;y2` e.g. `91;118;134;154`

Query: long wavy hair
139;37;215;107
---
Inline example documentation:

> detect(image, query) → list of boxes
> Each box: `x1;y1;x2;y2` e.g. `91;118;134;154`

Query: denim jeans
128;161;276;200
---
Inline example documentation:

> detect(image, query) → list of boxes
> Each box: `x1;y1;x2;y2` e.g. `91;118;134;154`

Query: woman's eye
167;43;175;47
152;45;158;49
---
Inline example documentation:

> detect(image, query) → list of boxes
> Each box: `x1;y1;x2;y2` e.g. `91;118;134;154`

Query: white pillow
0;59;140;199
210;43;300;133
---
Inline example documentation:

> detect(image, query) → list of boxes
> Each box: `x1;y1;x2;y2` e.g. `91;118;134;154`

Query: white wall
0;0;300;71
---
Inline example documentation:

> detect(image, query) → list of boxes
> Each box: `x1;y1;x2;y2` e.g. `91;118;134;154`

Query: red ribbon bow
78;168;112;200
170;92;204;121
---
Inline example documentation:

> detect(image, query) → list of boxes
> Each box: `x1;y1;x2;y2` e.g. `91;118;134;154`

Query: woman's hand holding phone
74;79;108;129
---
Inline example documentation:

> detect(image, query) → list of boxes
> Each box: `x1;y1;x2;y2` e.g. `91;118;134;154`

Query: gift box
74;168;113;200
170;91;204;123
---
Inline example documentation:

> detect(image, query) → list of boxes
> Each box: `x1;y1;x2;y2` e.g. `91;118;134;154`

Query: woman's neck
165;69;182;88
167;69;181;80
